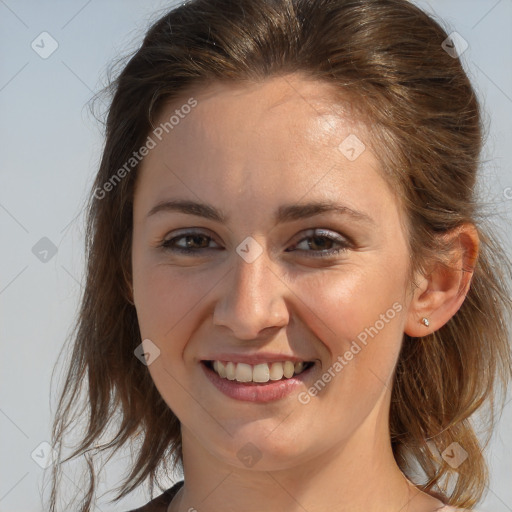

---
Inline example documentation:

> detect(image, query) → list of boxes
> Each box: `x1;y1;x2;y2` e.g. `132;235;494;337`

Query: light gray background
1;1;511;511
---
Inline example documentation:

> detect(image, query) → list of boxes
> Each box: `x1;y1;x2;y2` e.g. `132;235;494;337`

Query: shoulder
124;480;184;512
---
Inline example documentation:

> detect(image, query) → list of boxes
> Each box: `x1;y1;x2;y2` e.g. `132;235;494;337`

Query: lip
200;352;315;365
200;360;316;403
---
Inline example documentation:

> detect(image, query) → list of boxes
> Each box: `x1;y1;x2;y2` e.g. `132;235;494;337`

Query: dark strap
126;480;184;511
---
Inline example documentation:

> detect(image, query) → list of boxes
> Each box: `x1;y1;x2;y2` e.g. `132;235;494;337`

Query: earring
421;317;430;327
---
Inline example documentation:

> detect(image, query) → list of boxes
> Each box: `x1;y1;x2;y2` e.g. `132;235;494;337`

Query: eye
288;229;351;258
161;230;220;254
160;228;351;258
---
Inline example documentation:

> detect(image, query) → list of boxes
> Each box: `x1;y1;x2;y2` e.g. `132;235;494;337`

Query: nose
212;246;290;340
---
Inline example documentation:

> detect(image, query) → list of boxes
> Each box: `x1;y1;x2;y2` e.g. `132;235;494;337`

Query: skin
130;74;478;512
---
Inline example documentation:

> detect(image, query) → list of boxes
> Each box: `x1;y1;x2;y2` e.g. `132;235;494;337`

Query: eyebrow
147;199;375;226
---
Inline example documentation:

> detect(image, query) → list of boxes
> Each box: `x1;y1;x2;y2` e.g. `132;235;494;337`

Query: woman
48;0;512;511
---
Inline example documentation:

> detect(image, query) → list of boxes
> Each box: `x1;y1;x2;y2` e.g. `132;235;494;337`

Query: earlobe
404;223;479;337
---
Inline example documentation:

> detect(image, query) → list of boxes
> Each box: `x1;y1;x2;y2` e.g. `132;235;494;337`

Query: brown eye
290;229;351;258
161;231;220;254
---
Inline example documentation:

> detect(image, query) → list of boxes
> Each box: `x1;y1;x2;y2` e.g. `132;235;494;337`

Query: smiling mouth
202;360;315;384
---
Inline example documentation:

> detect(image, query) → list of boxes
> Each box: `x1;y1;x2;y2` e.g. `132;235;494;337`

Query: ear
404;223;479;337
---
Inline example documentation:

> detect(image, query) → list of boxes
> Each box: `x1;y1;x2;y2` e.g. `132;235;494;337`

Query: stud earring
421;317;430;327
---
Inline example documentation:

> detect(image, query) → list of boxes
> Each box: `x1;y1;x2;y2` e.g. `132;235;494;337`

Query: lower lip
201;362;314;403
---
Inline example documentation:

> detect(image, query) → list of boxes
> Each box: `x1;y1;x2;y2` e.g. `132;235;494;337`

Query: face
131;74;414;470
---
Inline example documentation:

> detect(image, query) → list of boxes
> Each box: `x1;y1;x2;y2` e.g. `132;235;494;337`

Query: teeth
217;361;227;378
209;360;310;383
225;361;236;380
253;363;270;383
269;362;284;380
235;363;252;382
283;361;295;378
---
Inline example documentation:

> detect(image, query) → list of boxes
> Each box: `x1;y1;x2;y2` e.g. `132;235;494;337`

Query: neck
169;389;443;512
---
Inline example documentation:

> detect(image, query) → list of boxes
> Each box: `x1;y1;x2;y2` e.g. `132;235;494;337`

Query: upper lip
201;352;314;365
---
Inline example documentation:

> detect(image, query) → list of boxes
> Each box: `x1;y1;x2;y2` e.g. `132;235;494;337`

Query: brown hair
48;0;512;510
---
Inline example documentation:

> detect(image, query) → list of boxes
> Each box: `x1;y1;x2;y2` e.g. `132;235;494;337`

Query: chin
208;429;314;471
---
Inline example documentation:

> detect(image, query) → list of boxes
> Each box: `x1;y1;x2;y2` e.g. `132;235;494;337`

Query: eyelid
288;228;352;256
292;228;350;245
160;227;352;257
163;227;218;241
162;228;221;247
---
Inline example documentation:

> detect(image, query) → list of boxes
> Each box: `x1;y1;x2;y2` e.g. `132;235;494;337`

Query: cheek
132;259;212;413
294;261;408;412
296;261;408;351
132;249;211;348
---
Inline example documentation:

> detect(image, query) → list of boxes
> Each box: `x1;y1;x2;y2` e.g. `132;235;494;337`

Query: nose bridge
213;246;289;339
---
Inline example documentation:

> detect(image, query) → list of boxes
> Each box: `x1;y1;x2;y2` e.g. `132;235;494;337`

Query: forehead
132;74;404;232
157;74;363;143
138;74;373;182
180;74;357;116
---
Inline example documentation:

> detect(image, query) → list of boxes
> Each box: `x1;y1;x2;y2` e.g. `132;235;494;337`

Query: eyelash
160;229;351;258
